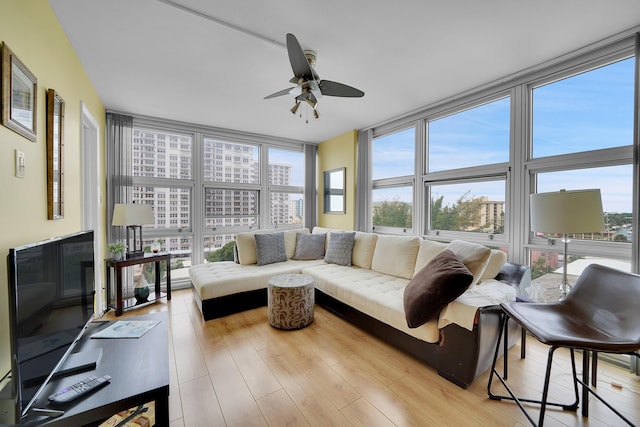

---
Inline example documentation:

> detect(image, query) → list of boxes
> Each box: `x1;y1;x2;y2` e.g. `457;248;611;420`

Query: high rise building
132;130;300;254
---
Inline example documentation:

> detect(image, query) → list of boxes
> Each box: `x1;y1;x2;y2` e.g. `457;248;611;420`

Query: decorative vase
134;283;150;303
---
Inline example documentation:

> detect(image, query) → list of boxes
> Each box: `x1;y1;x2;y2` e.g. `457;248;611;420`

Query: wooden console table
106;253;171;316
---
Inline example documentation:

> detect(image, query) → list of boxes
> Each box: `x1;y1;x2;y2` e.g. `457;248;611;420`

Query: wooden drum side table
106;253;171;316
268;274;314;329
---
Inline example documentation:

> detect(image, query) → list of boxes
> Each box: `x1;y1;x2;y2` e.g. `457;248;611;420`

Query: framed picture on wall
1;42;37;141
47;89;64;220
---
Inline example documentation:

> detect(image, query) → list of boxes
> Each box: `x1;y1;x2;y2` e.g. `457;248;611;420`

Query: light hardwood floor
104;289;640;426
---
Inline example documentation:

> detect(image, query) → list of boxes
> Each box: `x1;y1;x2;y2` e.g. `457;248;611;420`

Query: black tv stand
29;408;63;418
8;313;169;426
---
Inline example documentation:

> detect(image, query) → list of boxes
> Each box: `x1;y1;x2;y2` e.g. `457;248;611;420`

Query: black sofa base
193;284;519;388
315;289;519;388
194;287;267;321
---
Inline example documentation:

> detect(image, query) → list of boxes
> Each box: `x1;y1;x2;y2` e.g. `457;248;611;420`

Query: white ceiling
49;0;640;144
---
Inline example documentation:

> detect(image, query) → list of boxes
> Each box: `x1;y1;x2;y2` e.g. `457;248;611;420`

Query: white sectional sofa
189;227;530;388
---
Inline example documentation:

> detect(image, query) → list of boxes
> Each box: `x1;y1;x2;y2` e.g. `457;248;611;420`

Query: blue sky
269;148;304;186
373;57;635;213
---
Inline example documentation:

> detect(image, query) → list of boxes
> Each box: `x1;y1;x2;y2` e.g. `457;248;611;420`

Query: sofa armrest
494;261;531;298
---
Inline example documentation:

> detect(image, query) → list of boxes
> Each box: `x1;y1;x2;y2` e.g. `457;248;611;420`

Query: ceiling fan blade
264;87;295;99
286;33;314;80
318;80;364;97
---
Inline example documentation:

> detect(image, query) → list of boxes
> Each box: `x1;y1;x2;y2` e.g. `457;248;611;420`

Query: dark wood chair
487;263;640;426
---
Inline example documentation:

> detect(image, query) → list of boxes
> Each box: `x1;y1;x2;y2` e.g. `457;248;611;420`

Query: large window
132;128;194;280
532;58;635;158
204;139;260;184
372;128;415;233
428;97;510;172
429;180;505;233
366;36;637;285
268;148;304;227
133;128;192;179
528;56;635;284
372;186;413;229
372;127;415;179
424;96;511;241
114;121;307;279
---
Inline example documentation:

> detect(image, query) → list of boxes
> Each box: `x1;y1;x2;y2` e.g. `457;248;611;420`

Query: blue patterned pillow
255;233;287;266
324;232;356;266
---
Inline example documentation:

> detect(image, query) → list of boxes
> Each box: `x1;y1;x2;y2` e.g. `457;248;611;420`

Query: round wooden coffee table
268;274;314;329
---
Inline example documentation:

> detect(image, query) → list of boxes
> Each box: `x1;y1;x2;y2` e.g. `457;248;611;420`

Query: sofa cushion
191;259;324;300
446;240;491;285
480;249;508;281
371;235;421;280
255;233;287;266
403;249;473;328
235;229;273;265
324;232;356;266
413;239;448;276
312;226;343;251
294;233;326;260
302;262;440;343
352;232;378;269
284;228;309;259
235;228;308;265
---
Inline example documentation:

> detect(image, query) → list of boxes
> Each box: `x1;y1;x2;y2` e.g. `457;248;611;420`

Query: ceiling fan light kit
265;33;364;121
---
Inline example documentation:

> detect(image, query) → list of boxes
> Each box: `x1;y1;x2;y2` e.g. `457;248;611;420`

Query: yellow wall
317;130;357;230
0;1;105;377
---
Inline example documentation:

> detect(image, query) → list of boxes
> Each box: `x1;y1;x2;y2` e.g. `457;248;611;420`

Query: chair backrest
565;263;640;344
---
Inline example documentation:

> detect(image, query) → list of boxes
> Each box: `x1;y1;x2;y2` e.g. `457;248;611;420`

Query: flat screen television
6;230;96;421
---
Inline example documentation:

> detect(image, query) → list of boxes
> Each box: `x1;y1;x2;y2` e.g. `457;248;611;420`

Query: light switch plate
15;149;25;178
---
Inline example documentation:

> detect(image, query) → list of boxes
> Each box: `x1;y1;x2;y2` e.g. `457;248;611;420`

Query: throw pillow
403;249;473;328
254;233;287;266
294;233;326;260
446;240;491;285
480;249;508;282
324;232;356;266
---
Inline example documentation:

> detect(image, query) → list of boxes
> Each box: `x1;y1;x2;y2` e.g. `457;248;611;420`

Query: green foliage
531;256;554;280
430;195;457;230
106;241;126;256
206;240;236;262
430;191;491;232
606;213;632;228
372;197;412;228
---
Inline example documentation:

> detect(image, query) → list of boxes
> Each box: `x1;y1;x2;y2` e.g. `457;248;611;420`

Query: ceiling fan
265;33;365;121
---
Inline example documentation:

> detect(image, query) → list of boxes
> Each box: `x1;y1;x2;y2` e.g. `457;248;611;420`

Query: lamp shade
111;203;155;226
530;189;604;234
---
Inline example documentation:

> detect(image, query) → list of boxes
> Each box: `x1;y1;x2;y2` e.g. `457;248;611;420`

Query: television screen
7;230;95;418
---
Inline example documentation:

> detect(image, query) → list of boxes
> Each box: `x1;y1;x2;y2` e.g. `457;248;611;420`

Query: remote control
48;375;111;404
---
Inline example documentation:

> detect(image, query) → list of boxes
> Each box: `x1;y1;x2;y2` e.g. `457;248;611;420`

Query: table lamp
530;189;604;299
112;203;155;258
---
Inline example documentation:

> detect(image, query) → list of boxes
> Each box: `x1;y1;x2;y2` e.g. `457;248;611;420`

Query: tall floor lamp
530;189;605;299
112;203;155;259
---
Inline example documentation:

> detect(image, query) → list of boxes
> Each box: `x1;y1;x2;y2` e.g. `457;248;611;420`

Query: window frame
524;51;636;265
123;116;308;281
364;33;638;271
267;146;305;230
371;125;418;235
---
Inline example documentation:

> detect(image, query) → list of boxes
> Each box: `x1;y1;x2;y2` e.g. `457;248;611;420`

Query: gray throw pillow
324;232;355;266
294;233;326;260
254;233;287;266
